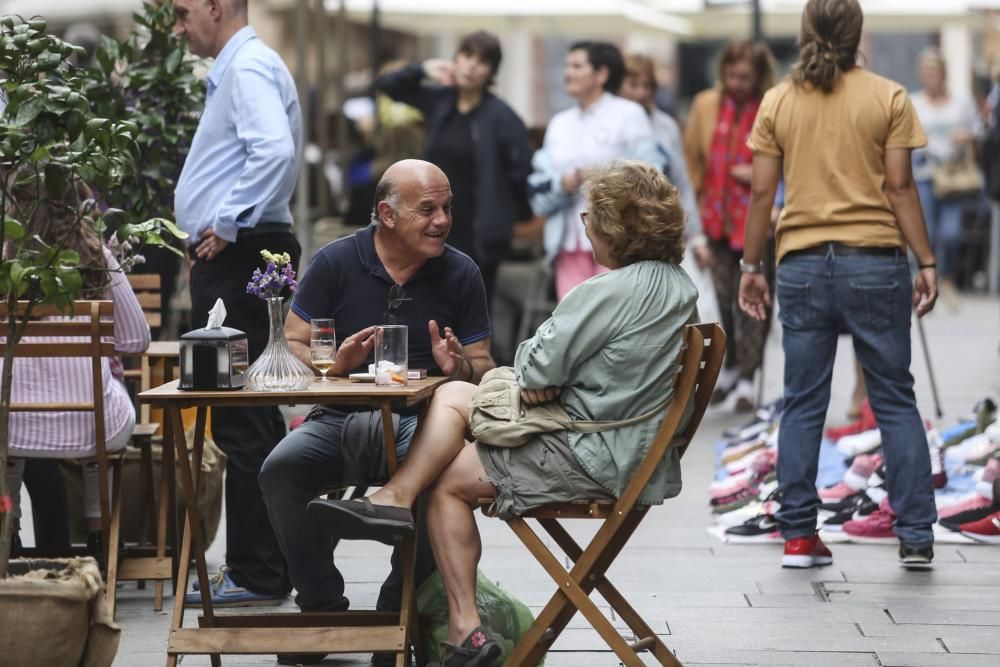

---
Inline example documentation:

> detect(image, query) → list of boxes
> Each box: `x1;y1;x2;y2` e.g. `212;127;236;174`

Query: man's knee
259;431;314;500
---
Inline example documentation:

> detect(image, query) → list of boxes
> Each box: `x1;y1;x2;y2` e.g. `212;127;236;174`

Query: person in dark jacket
375;31;532;308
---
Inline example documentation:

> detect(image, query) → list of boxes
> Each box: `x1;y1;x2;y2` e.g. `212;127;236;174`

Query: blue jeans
258;408;434;611
775;246;937;546
916;179;965;281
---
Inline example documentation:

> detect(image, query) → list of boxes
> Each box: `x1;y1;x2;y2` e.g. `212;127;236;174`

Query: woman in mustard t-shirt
737;0;939;570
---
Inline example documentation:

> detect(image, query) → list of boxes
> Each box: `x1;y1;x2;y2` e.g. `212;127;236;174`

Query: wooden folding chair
2;300;126;617
477;322;725;667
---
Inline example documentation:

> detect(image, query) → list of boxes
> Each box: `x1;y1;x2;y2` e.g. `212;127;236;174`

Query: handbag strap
568;401;668;434
563;361;683;434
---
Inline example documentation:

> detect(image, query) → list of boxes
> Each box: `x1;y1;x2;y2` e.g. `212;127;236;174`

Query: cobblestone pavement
97;294;1000;666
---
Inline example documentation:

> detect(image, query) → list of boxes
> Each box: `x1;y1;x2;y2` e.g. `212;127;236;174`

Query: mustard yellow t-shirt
747;68;927;262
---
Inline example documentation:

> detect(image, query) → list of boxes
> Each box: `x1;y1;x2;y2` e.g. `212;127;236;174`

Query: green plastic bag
417;569;543;666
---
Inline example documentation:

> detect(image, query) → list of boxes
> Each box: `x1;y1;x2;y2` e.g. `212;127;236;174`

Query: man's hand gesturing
429;320;465;378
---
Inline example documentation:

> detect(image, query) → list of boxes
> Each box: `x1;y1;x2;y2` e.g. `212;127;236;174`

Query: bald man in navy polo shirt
259;160;494;664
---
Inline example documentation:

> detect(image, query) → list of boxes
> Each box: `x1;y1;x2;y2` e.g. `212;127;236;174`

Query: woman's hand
521;386;561;405
913;267;938;317
422;59;455;86
738;273;771;321
561;168;587;193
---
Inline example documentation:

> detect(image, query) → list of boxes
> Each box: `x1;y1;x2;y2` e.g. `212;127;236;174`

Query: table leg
167;406;220;667
379;400;421;667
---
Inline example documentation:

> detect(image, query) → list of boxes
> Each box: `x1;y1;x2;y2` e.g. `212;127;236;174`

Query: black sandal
429;626;501;667
307;497;415;546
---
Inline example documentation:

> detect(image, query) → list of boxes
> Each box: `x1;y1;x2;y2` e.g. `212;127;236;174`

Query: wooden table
139;376;448;667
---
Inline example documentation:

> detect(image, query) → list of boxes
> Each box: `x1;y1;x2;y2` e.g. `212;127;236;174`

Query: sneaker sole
842;535;896;544
725;532;781;543
899;558;934;570
782;554;833;568
960;531;1000;544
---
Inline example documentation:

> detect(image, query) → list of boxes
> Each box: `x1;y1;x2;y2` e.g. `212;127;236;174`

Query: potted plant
0;15;186;666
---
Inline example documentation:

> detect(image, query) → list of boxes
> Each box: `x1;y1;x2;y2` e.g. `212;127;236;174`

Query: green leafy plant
84;1;204;224
0;15;187;577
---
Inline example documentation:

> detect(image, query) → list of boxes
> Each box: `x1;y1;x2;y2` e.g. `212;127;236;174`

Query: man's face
722;58;756;102
173;0;218;59
388;173;453;259
564;49;604;101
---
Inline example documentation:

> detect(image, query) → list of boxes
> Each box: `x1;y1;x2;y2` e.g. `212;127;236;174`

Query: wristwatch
739;259;763;274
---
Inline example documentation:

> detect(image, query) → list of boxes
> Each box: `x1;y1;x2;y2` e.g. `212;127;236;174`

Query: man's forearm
288;339;314;371
467;355;494;385
889;184;935;264
742;193;774;265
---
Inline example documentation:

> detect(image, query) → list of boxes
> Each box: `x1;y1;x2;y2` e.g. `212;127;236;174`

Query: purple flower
246;249;298;300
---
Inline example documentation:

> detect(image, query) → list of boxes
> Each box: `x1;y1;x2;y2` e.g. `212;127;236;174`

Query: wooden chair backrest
611;322;725;515
127;273;162;330
0;301;116;419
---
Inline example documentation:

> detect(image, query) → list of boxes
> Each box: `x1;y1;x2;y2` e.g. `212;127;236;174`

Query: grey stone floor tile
832;596;1000;612
674;649;880;666
666;619;861;639
887;609;1000;625
663;606;889;625
743;594;826;607
936;634;1000;653
857;622;1000;640
877;652;1000;667
840;566;1000;587
657;635;944;654
954;547;1000;564
819;581;1000;599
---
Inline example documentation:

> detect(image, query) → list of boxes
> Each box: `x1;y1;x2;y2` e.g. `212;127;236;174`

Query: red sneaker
960;510;1000;544
825;399;877;442
782;534;834;568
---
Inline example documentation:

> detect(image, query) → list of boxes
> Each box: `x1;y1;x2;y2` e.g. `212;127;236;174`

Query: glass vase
245;297;315;392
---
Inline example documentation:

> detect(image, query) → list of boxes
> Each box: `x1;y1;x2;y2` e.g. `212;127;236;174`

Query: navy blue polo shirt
291;224;491;376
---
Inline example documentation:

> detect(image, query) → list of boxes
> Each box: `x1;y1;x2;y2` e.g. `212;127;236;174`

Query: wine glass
310;318;336;382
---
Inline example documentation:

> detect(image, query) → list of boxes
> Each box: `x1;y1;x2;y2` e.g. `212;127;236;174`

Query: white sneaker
727;379;756;413
836;428;882;457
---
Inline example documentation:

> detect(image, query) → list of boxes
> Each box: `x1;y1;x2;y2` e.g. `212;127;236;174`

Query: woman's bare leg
369;381;478;508
426;445;496;646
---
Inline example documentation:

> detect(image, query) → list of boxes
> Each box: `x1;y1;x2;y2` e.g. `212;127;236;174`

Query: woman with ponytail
737;0;939;570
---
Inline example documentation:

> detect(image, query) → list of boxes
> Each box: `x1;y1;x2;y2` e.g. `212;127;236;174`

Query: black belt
188;223;294;259
785;242;901;259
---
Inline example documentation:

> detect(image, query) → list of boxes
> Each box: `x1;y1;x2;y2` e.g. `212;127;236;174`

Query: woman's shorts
476;430;613;520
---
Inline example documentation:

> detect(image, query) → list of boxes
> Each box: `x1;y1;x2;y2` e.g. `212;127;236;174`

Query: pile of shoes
709;400;784;542
817;398;1000;545
709;396;1000;548
933;399;1000;544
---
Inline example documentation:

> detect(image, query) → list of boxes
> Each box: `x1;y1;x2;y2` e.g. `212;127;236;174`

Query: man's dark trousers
189;228;300;596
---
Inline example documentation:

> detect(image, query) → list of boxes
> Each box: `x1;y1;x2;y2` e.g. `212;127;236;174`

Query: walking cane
913;311;944;419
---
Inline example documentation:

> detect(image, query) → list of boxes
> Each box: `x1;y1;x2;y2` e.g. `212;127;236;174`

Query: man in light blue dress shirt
173;0;301;607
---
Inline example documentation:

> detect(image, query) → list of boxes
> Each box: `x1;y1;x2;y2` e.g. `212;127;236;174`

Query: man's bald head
371;159;449;226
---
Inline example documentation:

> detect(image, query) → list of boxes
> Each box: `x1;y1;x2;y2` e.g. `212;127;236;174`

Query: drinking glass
374;324;408;386
310;318;336;382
